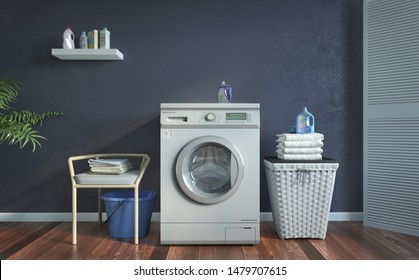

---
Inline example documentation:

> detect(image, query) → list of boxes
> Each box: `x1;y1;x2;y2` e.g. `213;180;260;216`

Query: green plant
0;77;63;151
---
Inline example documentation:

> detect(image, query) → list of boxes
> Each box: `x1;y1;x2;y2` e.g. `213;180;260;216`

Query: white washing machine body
160;103;260;244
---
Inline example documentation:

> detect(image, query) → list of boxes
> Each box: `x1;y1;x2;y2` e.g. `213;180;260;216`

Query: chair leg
72;186;77;245
98;188;102;224
134;186;139;245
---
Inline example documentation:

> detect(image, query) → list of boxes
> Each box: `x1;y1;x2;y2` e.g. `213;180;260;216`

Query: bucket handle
104;200;126;224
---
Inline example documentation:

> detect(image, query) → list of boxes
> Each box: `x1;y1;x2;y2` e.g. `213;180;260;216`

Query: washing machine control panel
198;110;256;125
161;104;260;128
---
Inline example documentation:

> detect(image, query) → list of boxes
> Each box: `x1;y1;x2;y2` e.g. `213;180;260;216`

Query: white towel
90;166;132;174
276;133;324;142
277;153;323;160
276;147;323;154
88;158;133;174
276;140;324;148
88;158;131;166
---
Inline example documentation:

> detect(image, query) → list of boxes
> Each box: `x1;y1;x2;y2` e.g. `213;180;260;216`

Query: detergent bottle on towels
296;107;315;134
217;81;232;103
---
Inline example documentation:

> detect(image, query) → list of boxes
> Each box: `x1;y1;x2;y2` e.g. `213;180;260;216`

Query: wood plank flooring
1;221;419;260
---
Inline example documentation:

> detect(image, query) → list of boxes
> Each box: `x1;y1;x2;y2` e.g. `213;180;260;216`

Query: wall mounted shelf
51;49;124;60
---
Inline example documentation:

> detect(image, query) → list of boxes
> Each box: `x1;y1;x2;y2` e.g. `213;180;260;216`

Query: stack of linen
88;158;133;174
276;133;324;160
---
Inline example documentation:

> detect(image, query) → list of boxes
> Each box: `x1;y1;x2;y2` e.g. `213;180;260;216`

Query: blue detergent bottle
296;107;315;134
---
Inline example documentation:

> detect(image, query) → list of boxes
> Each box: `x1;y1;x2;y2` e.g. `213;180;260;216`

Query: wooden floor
1;221;419;260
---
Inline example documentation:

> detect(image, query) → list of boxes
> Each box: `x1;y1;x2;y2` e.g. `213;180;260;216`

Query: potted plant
0;77;63;152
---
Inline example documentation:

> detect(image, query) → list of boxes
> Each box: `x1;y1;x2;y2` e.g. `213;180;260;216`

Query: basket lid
264;156;338;164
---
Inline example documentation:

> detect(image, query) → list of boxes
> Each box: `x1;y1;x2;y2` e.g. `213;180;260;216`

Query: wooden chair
68;153;150;245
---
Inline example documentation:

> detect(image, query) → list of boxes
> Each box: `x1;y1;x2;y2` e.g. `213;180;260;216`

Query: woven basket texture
265;161;338;239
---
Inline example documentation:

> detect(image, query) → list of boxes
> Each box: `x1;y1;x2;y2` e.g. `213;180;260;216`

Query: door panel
363;0;419;236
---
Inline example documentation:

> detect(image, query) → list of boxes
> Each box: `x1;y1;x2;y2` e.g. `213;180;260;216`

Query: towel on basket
277;154;323;160
276;133;324;142
276;147;324;154
275;133;325;160
276;140;324;148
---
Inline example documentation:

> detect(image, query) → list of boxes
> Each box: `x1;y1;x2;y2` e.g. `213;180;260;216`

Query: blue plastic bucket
101;190;156;239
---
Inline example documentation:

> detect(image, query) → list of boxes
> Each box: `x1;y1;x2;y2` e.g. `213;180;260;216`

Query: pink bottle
63;27;75;49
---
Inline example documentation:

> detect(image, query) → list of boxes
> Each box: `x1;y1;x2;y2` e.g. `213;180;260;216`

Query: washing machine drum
176;136;244;205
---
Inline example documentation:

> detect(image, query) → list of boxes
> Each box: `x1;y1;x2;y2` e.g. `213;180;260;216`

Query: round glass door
176;136;244;204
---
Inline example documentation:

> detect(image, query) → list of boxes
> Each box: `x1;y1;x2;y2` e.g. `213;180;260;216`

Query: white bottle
79;31;87;49
62;27;75;49
100;27;110;49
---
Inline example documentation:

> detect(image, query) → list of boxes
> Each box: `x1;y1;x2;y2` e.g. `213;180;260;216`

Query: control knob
205;113;216;122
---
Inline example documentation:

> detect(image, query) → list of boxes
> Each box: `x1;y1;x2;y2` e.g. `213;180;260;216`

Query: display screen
226;113;247;121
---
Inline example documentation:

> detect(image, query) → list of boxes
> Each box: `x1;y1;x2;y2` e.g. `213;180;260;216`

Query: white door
363;0;419;236
176;136;244;205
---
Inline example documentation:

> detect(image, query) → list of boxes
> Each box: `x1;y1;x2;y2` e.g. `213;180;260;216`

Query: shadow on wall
0;116;161;213
96;115;161;212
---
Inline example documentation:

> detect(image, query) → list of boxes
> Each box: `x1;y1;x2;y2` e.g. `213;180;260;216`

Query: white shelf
51;49;124;60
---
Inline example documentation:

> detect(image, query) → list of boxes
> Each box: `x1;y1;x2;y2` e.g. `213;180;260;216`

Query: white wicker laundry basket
264;156;339;239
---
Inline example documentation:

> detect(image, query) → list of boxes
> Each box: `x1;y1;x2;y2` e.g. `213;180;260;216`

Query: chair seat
74;170;139;185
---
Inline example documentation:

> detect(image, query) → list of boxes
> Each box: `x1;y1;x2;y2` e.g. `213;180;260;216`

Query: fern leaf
1;110;64;126
0;77;63;151
0;121;45;151
0;78;23;110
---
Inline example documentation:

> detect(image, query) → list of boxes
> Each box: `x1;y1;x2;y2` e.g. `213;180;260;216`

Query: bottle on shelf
100;27;110;49
79;31;87;49
62;27;75;49
87;29;98;49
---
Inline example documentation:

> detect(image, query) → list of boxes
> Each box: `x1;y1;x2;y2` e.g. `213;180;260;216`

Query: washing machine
160;103;260;244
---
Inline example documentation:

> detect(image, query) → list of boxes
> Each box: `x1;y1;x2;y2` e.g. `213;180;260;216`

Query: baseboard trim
0;212;363;222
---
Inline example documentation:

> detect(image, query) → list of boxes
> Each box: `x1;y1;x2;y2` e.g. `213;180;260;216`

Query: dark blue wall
0;0;363;213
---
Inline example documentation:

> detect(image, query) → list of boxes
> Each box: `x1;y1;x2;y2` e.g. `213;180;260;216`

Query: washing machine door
176;136;244;205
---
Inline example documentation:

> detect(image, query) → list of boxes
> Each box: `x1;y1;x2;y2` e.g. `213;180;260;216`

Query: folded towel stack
88;158;133;174
276;133;324;160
